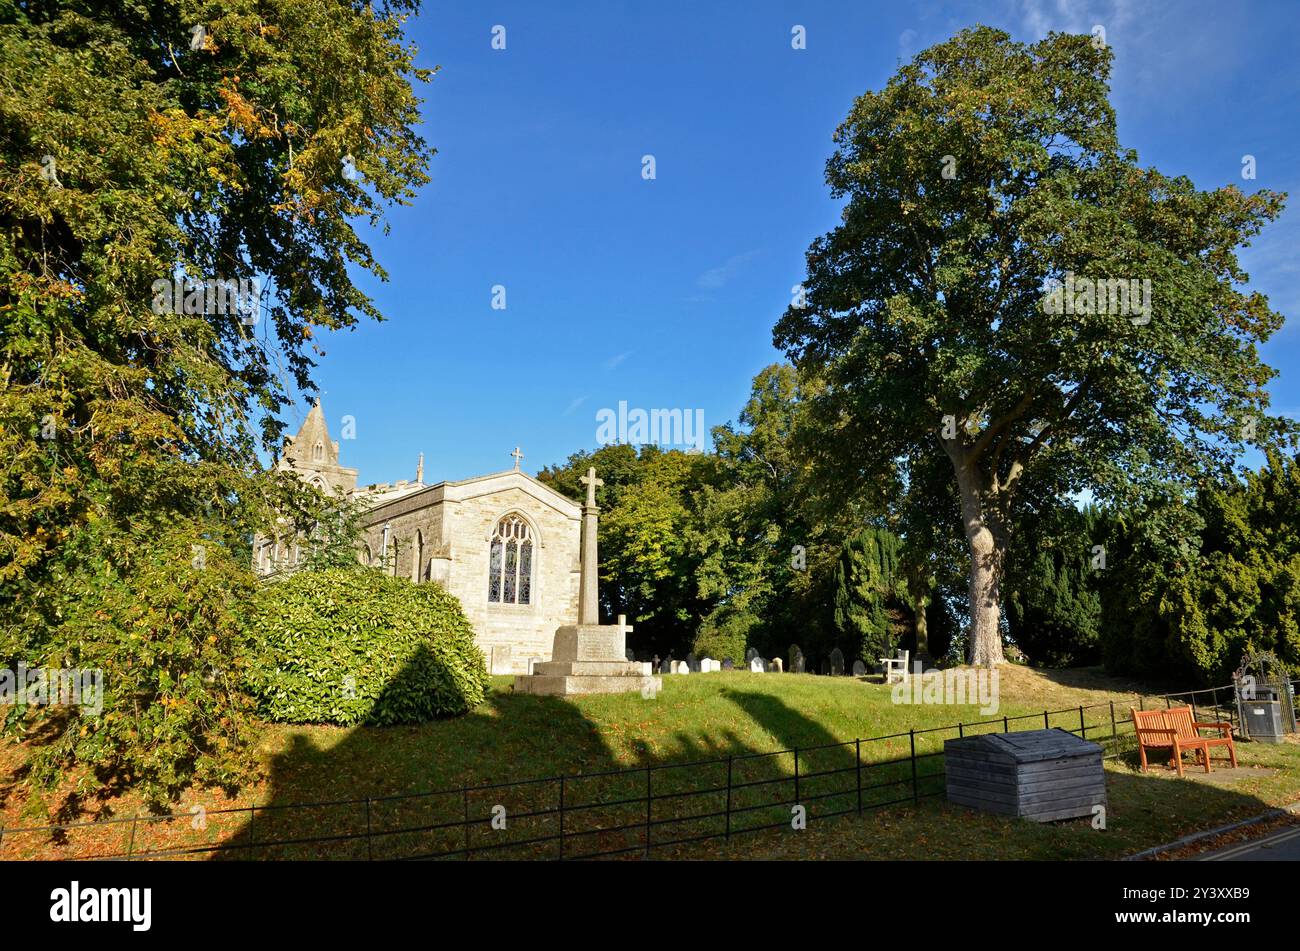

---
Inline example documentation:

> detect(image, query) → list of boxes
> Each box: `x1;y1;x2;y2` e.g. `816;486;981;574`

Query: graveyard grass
4;664;1300;859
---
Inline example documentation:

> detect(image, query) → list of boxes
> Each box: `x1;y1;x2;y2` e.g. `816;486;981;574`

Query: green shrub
692;606;757;664
244;569;488;725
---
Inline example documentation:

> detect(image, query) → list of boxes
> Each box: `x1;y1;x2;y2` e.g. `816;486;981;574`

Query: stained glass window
487;515;533;605
519;540;532;604
488;538;503;602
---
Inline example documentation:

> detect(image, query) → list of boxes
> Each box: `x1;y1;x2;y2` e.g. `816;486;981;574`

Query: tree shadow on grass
116;658;1291;862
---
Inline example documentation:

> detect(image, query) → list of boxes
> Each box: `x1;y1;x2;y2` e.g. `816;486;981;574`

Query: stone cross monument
513;467;660;697
578;466;602;624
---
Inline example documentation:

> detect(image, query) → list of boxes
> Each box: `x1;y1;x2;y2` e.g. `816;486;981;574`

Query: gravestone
527;656;544;675
852;659;867;677
687;653;700;673
788;645;804;674
489;644;514;675
700;656;716;673
722;658;735;671
673;660;689;675
771;657;784;673
750;657;766;673
829;648;845;676
746;647;759;664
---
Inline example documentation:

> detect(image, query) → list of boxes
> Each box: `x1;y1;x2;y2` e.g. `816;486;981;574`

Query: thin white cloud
564;396;588;416
696;249;763;290
603;351;632;371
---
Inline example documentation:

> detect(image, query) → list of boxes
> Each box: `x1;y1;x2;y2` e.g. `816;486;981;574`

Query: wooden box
944;728;1106;822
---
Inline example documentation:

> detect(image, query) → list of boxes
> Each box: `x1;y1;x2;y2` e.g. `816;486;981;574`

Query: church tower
279;400;358;496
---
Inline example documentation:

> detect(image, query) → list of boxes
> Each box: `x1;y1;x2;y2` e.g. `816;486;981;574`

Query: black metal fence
0;681;1278;861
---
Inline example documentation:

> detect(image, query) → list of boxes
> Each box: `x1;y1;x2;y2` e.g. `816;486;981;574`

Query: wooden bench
881;650;910;685
1131;706;1237;777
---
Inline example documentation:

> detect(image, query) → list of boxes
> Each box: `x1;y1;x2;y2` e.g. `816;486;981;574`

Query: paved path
1197;824;1300;861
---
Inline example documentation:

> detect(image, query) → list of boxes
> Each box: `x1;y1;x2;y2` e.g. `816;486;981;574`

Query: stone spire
284;399;338;466
416;451;424;483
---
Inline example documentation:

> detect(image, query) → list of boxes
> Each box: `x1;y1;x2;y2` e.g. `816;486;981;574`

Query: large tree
1;0;432;806
774;26;1292;666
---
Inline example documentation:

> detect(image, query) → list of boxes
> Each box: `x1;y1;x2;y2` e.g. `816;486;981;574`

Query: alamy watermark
151;276;263;324
596;401;706;453
891;662;999;715
1;664;104;716
1042;272;1152;325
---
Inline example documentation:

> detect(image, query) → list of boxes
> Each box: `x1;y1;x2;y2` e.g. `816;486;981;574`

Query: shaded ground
2;665;1296;860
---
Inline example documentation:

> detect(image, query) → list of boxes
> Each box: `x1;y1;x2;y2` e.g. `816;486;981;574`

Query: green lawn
2;665;1297;859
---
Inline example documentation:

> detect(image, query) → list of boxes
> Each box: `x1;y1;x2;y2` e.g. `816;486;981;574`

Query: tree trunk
956;472;1006;667
914;595;930;658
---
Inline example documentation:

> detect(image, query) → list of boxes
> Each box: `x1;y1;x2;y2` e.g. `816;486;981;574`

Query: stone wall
358;473;581;674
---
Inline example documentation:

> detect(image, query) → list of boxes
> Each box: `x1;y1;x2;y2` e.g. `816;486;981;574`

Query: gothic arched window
488;514;533;605
313;441;324;462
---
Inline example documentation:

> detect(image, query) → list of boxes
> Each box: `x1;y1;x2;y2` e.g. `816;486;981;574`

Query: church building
254;402;582;674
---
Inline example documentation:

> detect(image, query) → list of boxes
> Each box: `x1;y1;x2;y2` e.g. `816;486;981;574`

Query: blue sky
299;0;1300;486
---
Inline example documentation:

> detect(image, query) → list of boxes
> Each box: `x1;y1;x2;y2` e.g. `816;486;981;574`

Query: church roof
358;467;581;520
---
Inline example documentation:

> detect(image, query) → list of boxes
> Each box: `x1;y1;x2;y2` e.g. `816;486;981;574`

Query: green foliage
0;524;261;812
0;1;433;799
296;495;367;573
1004;505;1104;667
244;568;488;725
691;606;757;665
833;527;912;663
773;25;1293;665
1102;456;1300;686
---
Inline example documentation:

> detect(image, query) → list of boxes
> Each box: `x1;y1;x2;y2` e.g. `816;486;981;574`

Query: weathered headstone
490;644;514;675
771;657;784;673
700;656;716;672
750;657;765;673
673;660;690;675
830;648;845;676
687;652;700;673
852;659;867;677
788;645;803;674
746;647;759;664
722;657;735;671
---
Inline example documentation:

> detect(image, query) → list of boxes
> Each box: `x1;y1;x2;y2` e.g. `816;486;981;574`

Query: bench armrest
1193;721;1232;735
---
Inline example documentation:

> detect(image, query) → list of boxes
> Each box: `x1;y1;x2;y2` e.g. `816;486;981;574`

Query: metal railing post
724;758;732;840
1078;705;1086;737
462;787;470;861
366;797;374;861
645;765;653;857
855;739;862;815
909;729;918;804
